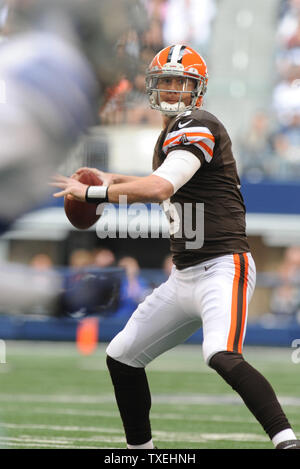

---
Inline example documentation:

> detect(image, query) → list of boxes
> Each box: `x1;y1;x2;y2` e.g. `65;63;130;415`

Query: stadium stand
207;0;281;147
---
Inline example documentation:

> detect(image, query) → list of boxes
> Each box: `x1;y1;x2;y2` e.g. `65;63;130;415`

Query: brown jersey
153;109;250;269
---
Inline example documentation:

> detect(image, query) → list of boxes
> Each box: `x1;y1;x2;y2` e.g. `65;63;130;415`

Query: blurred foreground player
0;0;146;232
52;45;300;449
0;0;146;311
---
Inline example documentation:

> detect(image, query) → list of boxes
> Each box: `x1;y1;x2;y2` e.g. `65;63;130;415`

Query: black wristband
85;185;109;204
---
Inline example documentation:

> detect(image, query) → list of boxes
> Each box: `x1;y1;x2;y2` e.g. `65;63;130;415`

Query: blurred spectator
30;253;54;271
64;248;120;318
100;77;133;125
272;65;300;125
285;15;300;49
69;249;94;269
269;246;300;322
0;0;9;39
143;18;164;54
100;67;161;126
28;253;59;316
271;111;300;178
93;248;116;268
239;111;276;181
277;0;300;50
118;256;151;312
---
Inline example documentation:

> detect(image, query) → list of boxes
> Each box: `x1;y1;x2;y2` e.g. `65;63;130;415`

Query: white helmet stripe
169;44;184;65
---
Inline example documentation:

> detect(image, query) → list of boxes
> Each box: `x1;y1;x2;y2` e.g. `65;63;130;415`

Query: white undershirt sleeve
152;149;201;194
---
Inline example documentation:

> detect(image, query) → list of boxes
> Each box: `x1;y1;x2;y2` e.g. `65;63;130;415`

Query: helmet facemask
146;72;206;116
146;45;208;116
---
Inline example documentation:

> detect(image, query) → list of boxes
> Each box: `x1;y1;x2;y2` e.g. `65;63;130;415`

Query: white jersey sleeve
152;149;201;193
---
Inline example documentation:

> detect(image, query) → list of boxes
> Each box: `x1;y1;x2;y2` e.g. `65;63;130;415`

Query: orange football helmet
146;44;208;116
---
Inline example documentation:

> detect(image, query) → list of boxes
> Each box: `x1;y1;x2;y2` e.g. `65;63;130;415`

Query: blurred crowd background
1;0;300;336
240;0;300;181
2;0;300;180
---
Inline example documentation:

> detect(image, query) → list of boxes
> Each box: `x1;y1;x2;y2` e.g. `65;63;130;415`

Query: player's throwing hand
50;175;88;201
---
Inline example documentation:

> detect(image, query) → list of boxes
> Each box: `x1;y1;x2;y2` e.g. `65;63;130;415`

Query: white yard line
0;393;299;406
154;431;269;443
0;436;105;449
0;429;269;446
0;422;123;434
0;422;269;442
0;393;114;404
2;405;260;424
4;406;300;428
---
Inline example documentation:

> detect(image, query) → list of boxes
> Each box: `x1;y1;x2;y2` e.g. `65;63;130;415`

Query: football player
51;45;300;449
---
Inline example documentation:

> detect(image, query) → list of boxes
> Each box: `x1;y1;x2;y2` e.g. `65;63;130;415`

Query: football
64;169;103;230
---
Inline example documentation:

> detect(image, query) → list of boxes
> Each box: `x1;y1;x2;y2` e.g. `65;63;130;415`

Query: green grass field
0;341;299;449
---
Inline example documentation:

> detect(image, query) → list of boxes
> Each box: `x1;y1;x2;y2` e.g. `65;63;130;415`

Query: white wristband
85;185;108;203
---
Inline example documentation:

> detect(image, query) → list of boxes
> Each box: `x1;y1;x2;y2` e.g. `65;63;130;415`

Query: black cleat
276;440;300;449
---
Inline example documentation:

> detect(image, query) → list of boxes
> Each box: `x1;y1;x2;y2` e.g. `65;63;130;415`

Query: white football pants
106;253;256;366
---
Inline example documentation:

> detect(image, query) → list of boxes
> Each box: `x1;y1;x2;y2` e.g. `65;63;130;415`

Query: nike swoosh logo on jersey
178;119;193;128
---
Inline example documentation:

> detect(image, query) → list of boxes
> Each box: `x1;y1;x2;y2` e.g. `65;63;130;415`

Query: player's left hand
50;175;88;202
